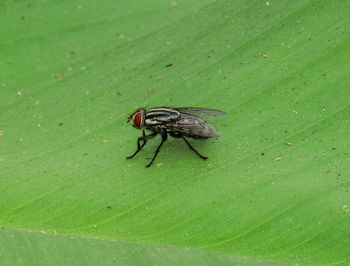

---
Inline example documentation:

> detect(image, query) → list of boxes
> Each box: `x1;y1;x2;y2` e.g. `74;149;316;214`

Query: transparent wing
174;107;227;119
166;113;221;138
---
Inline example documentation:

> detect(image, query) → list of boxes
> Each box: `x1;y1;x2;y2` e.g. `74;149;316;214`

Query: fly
126;107;226;167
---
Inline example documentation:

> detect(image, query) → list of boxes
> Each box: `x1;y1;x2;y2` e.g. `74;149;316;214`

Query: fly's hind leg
169;132;208;160
181;136;208;160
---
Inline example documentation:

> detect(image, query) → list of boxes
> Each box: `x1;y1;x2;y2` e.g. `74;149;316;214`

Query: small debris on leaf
146;90;154;96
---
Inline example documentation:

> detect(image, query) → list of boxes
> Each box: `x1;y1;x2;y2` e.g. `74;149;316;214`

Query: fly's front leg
127;130;157;159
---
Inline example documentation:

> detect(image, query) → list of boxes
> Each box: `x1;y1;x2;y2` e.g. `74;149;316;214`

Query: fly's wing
174;107;227;119
167;113;221;138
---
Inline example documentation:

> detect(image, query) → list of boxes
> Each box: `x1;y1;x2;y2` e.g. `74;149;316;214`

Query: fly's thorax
144;108;181;126
145;124;165;134
127;108;146;129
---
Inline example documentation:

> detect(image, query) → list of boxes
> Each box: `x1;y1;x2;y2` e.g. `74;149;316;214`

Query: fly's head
127;108;146;129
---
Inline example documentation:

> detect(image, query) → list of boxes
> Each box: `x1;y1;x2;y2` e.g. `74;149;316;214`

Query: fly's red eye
133;112;142;128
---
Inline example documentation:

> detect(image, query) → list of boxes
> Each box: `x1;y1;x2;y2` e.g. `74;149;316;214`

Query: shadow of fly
127;107;226;167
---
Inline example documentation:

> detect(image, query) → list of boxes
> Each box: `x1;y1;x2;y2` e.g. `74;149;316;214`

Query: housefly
127;107;226;167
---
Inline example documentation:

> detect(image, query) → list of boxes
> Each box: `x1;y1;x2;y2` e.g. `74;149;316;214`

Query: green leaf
0;228;274;265
1;0;350;265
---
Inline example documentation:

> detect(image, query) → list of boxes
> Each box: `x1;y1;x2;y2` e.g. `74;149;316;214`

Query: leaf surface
1;0;350;265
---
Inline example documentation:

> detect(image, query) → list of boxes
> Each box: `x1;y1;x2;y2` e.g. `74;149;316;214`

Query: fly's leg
146;132;167;168
181;136;208;160
169;132;208;160
127;130;157;159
